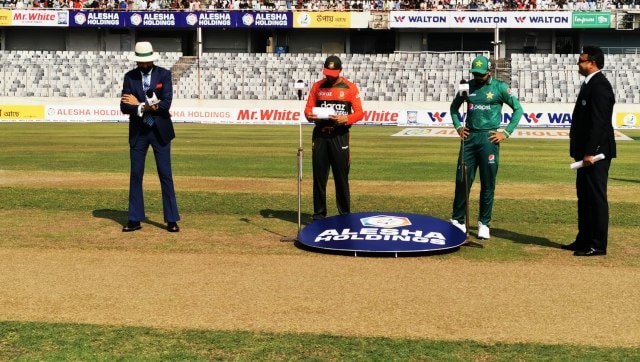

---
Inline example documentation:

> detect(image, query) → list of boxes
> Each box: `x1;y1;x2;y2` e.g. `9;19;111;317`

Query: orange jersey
304;77;364;126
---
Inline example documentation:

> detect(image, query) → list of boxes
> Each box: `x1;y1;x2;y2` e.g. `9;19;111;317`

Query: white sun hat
129;41;159;62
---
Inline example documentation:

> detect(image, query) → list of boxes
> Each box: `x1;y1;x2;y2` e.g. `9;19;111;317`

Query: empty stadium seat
0;50;637;104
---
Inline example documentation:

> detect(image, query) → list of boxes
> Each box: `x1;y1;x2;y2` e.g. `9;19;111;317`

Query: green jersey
450;77;523;136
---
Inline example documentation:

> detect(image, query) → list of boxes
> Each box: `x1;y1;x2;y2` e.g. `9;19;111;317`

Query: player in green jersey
449;55;524;239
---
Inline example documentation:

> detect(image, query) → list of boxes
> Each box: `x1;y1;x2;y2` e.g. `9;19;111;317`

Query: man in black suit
120;41;180;233
562;46;616;256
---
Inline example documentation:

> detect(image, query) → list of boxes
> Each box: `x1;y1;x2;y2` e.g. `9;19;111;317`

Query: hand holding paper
570;153;605;170
312;107;336;120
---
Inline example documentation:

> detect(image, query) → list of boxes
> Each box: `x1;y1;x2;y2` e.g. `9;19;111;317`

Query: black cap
323;55;342;77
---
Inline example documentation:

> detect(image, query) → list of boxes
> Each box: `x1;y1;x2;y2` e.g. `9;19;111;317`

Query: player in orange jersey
304;55;364;220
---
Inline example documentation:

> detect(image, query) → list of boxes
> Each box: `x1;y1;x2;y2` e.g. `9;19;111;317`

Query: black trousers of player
311;128;351;219
575;158;611;251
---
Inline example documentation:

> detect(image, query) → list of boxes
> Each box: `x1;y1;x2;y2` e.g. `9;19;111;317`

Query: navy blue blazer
570;71;616;161
120;65;175;146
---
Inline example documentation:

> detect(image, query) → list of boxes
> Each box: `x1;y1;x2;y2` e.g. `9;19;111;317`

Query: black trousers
575;159;611;251
311;129;351;219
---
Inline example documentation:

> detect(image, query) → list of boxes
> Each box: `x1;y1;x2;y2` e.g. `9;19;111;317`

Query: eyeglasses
471;72;488;77
577;59;592;65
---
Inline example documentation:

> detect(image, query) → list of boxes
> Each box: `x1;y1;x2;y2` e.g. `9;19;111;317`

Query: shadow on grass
492;228;566;249
239;217;287;238
611;177;640;184
259;209;314;226
92;209;165;230
240;209;316;239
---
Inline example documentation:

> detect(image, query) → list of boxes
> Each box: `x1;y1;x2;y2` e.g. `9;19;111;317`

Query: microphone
459;79;469;98
145;89;160;106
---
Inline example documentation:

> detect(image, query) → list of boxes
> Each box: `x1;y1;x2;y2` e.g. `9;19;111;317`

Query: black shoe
167;222;180;232
560;241;581;251
122;221;141;232
573;248;606;257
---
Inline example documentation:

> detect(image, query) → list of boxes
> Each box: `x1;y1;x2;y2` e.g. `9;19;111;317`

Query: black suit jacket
120;65;175;146
570;71;616;161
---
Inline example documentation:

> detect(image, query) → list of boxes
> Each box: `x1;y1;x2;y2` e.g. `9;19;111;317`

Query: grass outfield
1;123;639;360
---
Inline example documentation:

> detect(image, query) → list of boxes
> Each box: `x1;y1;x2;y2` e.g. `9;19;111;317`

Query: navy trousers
128;126;180;223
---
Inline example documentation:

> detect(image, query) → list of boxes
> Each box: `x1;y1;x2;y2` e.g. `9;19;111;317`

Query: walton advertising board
388;11;601;29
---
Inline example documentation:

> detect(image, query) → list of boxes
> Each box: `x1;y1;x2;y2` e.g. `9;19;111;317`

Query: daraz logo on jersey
318;90;346;99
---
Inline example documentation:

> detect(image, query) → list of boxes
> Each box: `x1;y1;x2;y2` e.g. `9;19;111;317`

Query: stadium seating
0;50;637;103
510;52;640;104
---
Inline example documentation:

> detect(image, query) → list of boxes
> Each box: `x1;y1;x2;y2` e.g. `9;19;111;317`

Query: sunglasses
577;59;592;65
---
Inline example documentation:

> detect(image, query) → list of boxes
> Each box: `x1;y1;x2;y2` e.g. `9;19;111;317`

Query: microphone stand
281;115;304;242
459;89;484;248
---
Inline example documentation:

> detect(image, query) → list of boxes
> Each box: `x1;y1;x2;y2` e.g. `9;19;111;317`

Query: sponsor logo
142;12;175;26
361;215;411;228
623;114;637;126
198;12;231;26
470;104;491;111
407;111;417;124
74;12;86;25
525;112;542;123
236;109;300;122
364;110;398;123
427;111;446;123
129;13;142;26
185;13;198;26
297;13;311;27
242;13;254;26
313;214;445;245
314;228;446;245
298;212;467;253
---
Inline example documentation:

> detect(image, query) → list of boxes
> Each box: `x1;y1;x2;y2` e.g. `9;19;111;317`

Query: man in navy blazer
563;45;616;256
120;41;180;232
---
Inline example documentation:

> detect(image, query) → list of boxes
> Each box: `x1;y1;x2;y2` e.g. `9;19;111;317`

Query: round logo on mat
299;212;466;254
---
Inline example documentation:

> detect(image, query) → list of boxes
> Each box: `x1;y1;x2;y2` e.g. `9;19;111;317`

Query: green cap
470;56;491;75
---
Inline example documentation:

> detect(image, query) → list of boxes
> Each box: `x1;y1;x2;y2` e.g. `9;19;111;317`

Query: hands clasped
121;94;158;112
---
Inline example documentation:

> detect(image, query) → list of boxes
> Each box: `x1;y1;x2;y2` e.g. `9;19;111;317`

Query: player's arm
449;93;468;139
345;85;364;125
502;83;523;137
